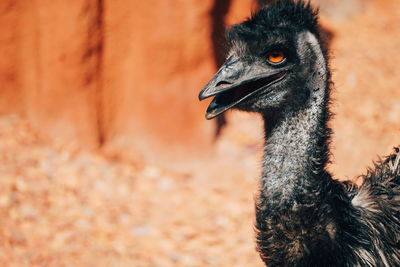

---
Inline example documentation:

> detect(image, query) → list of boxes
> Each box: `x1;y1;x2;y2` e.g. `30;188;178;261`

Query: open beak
199;57;286;119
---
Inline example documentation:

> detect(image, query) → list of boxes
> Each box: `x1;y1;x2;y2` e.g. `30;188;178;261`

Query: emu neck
261;31;331;206
261;96;330;205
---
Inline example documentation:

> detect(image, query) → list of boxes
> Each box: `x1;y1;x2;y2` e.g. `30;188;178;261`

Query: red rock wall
0;1;21;115
0;0;254;164
102;0;215;162
4;0;102;147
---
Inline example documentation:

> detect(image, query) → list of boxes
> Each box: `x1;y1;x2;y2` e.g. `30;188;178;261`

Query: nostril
216;80;232;88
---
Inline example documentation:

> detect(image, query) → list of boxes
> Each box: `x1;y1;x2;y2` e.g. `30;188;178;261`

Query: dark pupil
271;52;281;58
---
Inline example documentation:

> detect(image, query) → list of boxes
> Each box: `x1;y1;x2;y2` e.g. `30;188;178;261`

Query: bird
199;1;400;266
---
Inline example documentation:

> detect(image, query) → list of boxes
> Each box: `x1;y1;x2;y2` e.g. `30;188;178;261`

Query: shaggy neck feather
260;31;331;207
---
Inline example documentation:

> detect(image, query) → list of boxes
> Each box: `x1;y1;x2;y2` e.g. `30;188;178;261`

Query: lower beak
199;58;286;119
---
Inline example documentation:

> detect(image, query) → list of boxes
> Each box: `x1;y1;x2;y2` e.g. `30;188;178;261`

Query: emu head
199;0;328;119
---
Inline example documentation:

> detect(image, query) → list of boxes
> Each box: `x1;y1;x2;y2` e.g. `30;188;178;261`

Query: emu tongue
206;72;285;119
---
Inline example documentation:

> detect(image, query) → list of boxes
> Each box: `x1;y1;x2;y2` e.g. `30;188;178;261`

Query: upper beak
198;57;286;119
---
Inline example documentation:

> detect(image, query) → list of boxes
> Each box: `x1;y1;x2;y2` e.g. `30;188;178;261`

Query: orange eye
267;50;286;64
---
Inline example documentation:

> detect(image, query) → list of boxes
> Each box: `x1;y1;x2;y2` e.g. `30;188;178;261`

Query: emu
199;1;400;266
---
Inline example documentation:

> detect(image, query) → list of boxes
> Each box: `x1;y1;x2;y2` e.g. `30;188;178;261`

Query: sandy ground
0;115;264;267
1;0;399;266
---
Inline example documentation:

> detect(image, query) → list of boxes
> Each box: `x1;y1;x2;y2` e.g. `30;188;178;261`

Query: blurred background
0;0;399;266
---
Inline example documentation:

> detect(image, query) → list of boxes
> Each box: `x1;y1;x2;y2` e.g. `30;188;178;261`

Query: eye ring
266;50;286;65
